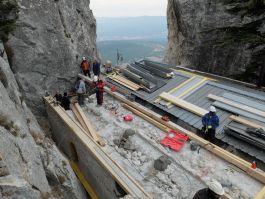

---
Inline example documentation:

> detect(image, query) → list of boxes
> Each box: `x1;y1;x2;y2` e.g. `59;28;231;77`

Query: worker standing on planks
202;106;219;143
76;78;86;105
193;180;225;199
80;57;91;77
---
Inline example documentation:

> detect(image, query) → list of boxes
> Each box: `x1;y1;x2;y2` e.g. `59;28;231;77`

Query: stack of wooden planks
109;74;141;91
71;103;105;146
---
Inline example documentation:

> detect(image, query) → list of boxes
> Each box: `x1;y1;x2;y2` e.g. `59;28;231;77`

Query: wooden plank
74;103;106;146
111;74;141;89
103;90;265;184
159;92;208;116
109;76;139;91
208;94;265;118
230;115;264;129
114;75;141;88
44;97;152;199
70;161;100;199
71;105;90;133
255;186;265;199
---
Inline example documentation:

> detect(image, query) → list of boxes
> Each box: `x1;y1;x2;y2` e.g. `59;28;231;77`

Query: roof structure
106;60;265;164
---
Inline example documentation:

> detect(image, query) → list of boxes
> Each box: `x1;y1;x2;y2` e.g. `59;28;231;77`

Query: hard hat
82;57;86;60
106;60;112;64
93;76;98;82
208;180;225;195
209;106;216;112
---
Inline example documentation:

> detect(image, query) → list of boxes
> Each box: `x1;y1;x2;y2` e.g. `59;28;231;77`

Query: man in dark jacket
193;180;225;199
61;92;70;110
54;91;62;103
202;106;219;143
93;59;100;76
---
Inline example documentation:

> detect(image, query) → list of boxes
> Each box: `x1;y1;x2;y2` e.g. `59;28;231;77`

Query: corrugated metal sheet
223;93;265;111
144;75;188;101
213;101;265;123
209;82;265;101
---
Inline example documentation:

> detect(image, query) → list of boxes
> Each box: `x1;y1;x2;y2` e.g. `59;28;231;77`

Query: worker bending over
80;57;91;77
61;92;70;110
193;180;225;199
202;106;219;143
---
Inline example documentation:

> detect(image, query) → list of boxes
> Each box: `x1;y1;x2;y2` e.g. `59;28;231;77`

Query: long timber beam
44;96;152;199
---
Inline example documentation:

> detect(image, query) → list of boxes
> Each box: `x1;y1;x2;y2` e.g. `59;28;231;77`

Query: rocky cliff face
0;45;87;198
0;0;98;198
6;0;97;117
165;0;265;84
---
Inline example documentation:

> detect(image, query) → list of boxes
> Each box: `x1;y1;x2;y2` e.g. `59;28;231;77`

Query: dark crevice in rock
58;8;71;39
0;67;8;88
3;42;14;68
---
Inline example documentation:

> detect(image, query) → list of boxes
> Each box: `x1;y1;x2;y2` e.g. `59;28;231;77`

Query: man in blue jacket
202;106;219;143
93;59;101;76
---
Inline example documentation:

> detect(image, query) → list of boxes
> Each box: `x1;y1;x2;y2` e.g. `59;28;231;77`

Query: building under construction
44;60;265;199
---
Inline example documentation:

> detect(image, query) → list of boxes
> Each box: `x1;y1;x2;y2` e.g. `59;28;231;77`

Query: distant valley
96;16;167;64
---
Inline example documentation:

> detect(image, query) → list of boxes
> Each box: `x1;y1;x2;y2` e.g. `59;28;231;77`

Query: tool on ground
251;161;257;169
160;129;189;151
123;115;133;122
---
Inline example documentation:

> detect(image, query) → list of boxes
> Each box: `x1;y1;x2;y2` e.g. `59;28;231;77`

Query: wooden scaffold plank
159;92;208;116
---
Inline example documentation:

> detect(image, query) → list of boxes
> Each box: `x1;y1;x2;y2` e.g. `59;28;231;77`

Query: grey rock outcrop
165;0;265;84
0;46;87;198
6;0;97;117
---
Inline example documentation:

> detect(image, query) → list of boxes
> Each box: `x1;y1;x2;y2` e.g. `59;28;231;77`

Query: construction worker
93;59;101;76
202;106;219;143
61;92;70;110
193;180;225;199
54;91;62;103
96;79;105;106
80;57;91;77
105;60;113;74
76;78;86;105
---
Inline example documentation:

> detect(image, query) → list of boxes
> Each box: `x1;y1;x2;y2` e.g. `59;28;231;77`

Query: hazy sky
90;0;167;17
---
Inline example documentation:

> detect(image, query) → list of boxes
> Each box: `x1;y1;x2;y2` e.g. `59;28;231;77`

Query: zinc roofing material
107;60;265;162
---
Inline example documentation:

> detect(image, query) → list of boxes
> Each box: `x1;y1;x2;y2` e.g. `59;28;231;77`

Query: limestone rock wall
0;47;87;198
7;0;97;116
0;0;98;197
165;0;265;84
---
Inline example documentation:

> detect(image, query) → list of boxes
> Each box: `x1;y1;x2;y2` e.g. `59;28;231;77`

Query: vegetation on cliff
0;0;19;42
212;0;265;85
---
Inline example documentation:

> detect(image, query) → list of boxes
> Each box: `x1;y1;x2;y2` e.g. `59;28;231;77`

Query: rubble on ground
80;94;261;199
